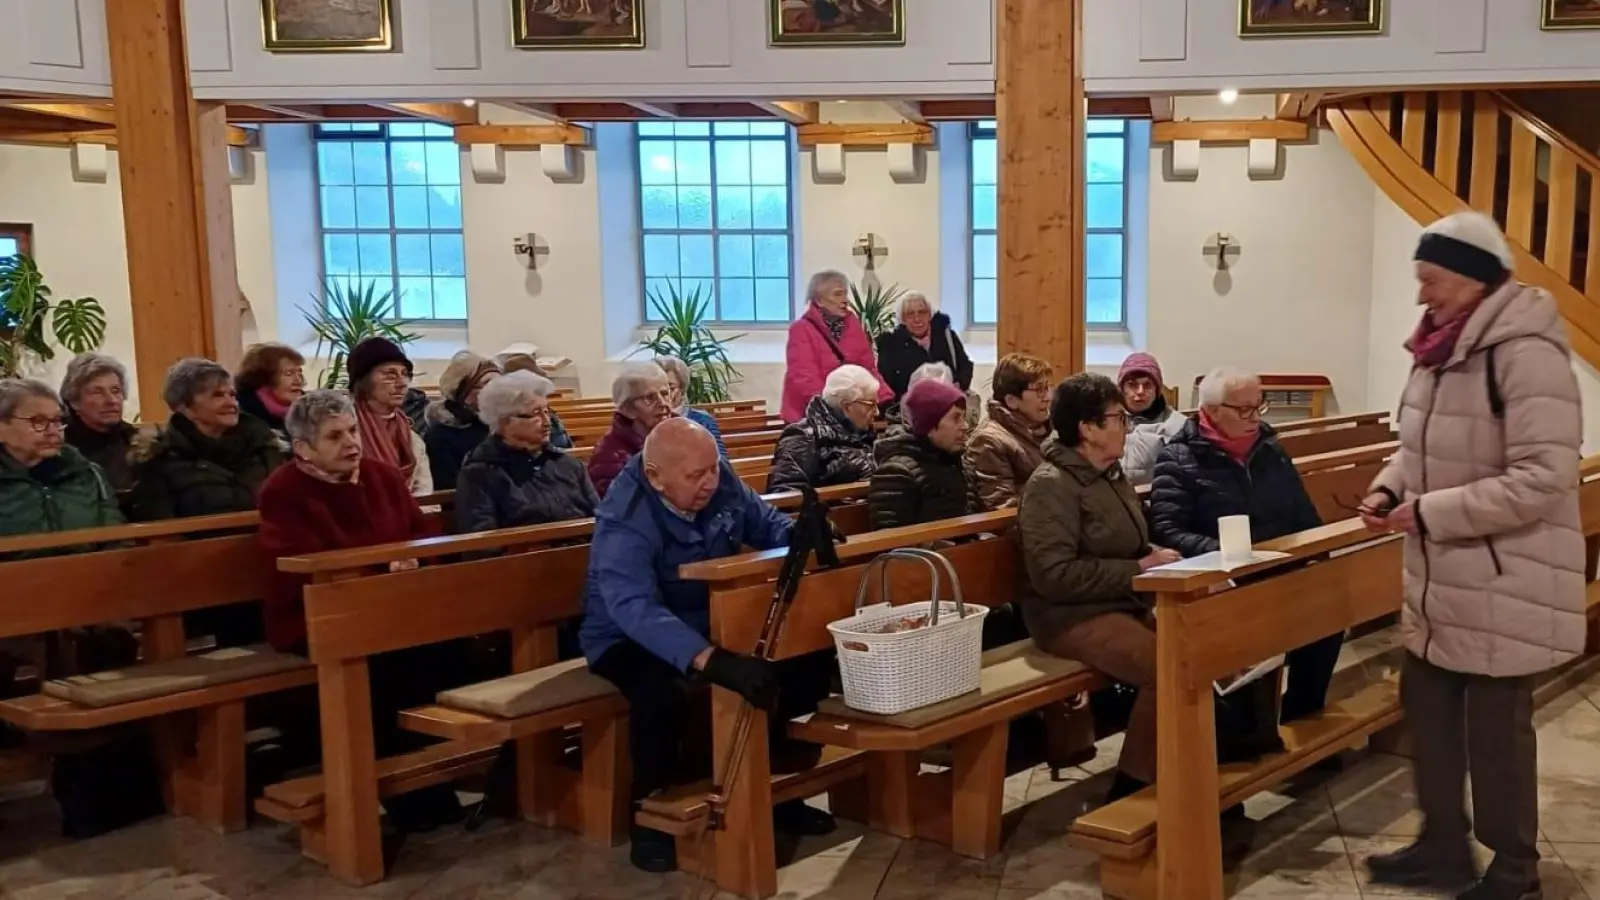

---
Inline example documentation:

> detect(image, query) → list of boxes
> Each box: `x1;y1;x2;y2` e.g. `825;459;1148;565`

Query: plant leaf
51;297;108;355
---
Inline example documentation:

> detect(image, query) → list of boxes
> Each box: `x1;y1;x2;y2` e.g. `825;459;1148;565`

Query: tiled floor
4;630;1600;899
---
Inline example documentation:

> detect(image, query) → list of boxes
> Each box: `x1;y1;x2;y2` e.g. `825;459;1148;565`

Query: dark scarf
820;309;846;341
1128;393;1170;426
65;412;133;455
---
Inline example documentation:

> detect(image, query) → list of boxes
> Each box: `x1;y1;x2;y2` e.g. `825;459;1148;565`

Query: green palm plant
0;253;108;378
636;282;742;404
299;278;420;389
849;280;907;342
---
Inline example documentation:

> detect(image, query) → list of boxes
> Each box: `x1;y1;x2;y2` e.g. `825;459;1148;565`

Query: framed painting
512;0;645;49
261;0;393;52
1543;0;1600;29
1238;0;1384;37
769;0;906;47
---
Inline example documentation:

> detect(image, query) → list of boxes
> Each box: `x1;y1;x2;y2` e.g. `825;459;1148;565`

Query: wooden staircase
1326;91;1600;368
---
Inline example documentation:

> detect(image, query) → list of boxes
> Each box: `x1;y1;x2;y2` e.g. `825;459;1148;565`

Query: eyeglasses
1098;411;1131;428
512;408;551;423
6;416;66;433
1219;402;1270;420
1332;493;1390;518
1025;383;1052;398
632;389;673;409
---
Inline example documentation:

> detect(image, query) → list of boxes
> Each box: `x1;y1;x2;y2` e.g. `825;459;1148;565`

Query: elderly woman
1358;212;1584;900
347;337;432;495
497;350;573;449
885;362;981;434
1117;352;1186;486
257;389;466;832
588;364;676;497
875;291;973;401
1149;366;1343;725
780;269;892;423
422;350;501;489
60;353;140;491
653;356;727;458
235;342;306;443
456;371;598;534
0;379;124;552
869;379;974;529
965;353;1053;511
127;358;285;522
766;364;879;493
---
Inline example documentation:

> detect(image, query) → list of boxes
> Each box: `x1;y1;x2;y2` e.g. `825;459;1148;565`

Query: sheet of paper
1145;549;1291;573
1214;654;1286;697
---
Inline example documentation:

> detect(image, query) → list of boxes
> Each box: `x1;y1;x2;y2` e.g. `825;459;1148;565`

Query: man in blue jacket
581;417;835;872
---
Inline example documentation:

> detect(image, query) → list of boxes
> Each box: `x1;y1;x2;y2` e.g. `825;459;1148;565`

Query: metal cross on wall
852;232;889;271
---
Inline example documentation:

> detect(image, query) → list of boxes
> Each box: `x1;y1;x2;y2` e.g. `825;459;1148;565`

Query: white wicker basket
827;548;989;716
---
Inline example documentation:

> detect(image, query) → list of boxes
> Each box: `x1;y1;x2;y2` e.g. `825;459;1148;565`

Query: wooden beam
997;0;1085;376
754;101;820;125
1151;118;1311;143
1149;94;1174;122
318;104;410;121
226;103;325;122
105;0;243;417
6;103;117;126
674;102;771;120
452;123;590;147
883;100;925;123
382;102;478;125
793;123;933;147
921;99;996;121
624;101;680;118
1088;96;1152;118
1276;92;1327;120
493;101;569;122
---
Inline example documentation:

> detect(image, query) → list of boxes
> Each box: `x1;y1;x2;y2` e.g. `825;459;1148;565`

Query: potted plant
636;282;742;403
299;278;420;389
849;280;906;342
0;253;108;378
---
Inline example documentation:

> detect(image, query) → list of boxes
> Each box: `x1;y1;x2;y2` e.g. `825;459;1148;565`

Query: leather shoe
1366;839;1478;892
629;823;678;873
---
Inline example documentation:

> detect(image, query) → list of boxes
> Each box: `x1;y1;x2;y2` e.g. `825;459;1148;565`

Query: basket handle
891;548;966;624
852;549;940;619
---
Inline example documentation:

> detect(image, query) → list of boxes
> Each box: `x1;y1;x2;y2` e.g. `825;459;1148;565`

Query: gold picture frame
511;0;645;49
261;0;394;52
1542;0;1600;30
1238;0;1384;37
769;0;906;47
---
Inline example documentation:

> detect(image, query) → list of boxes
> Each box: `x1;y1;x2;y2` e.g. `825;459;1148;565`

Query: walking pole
684;485;840;900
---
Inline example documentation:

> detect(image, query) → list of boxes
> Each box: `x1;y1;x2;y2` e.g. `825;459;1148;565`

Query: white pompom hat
1415;211;1514;286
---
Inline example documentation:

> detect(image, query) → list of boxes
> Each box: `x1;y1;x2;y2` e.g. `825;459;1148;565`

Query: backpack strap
1485;343;1504;420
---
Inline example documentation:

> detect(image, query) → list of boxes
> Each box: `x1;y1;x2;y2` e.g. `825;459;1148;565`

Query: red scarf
255;386;292;420
1405;309;1473;369
1198;408;1256;465
356;401;416;482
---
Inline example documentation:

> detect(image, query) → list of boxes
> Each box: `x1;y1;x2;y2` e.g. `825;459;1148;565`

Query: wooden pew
1276;411;1394;458
1133;440;1398;525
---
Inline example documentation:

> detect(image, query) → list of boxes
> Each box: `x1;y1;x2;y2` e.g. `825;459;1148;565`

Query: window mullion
707;134;720;320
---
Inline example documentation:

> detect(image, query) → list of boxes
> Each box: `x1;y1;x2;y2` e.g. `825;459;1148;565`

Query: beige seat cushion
437;658;620;719
42;645;311;708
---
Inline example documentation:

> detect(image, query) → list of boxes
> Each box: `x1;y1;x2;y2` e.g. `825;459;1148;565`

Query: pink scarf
1405;309;1473;369
255;386;292;420
1199;408;1256;465
356;401;416;482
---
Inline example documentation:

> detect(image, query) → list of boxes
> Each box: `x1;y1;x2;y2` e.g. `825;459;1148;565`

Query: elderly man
1149;366;1343;724
581;418;836;873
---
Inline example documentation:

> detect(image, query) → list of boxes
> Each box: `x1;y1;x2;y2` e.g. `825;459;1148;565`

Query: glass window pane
713;121;750;137
390;141;427;185
749;122;789;137
1087;233;1124;279
354;186;390;228
1087;137;1125;183
674;140;711;184
641;187;678;229
972;138;997;186
972;185;997;231
680;278;713;307
674;122;710;137
389;123;425;138
637;122;675;137
428;187;463;229
395;234;432;276
749;142;788;186
393;186;430;229
644;278;678;318
421;123;453;138
715;140;751;184
350;123;382;134
426;142;461;185
432;277;468;319
677;186;712;229
719;278;755;320
751;186;787;229
321;124;352;134
1087;119;1126;135
1086;183;1124;229
716;186;752;229
718;234;753;278
971;234;997;280
642;234;679;278
357;233;393;276
352;142;388;185
755;278;791;322
753;236;789;278
679;234;714;278
0;238;16;258
972;278;997;325
431;233;465;276
1087;278;1123;325
323;234;359;275
639;141;677;185
317;141;354;185
396;276;433;318
320;186;356;229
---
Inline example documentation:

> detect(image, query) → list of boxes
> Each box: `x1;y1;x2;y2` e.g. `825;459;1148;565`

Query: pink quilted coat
780;304;893;423
1369;281;1585;678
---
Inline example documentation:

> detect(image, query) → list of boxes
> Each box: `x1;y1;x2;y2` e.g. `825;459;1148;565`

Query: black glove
828;519;847;545
701;648;780;713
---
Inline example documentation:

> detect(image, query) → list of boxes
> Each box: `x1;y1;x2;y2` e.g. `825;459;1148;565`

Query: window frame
312;122;468;325
967;119;1132;330
634;120;798;327
0;223;33;259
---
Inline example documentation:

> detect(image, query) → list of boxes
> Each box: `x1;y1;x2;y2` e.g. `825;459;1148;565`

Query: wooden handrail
1275;410;1390;434
0;510;261;555
1488;91;1600;179
1294;441;1397;472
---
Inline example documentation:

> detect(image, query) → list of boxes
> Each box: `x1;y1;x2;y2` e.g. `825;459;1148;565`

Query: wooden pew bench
1275;411;1394;458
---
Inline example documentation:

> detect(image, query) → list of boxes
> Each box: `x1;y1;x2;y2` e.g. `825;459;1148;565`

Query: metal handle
850;548;967;627
893;548;966;624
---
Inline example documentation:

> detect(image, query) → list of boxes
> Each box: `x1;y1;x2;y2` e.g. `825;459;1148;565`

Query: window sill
618;325;793;366
958;329;1135;370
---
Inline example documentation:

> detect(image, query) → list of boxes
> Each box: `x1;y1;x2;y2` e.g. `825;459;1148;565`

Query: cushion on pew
42;644;311;708
436;658;619;719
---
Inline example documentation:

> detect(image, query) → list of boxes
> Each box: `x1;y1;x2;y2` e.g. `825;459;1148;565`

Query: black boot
629;822;678;873
772;799;836;836
1366;838;1478;892
1458;877;1542;900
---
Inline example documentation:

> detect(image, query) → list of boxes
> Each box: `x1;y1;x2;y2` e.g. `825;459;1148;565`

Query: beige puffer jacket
1369;280;1585;678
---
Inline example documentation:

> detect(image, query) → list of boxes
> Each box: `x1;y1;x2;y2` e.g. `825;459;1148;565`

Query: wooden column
106;0;243;419
996;0;1085;375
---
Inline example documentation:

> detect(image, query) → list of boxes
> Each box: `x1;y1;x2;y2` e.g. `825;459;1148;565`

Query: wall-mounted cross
852;232;889;271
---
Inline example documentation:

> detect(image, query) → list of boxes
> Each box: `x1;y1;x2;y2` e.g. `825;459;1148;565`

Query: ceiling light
1218;89;1239;105
462;98;478;107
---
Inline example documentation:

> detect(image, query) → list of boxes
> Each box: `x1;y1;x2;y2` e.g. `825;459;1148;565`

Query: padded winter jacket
126;414;285;522
781;305;893;423
764;395;876;494
874;313;974;400
867;430;975;530
964;401;1048;511
455;437;598;534
0;445;124;558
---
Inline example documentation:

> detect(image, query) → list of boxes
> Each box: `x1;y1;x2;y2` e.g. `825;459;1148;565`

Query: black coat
765;396;877;494
874;313;974;400
868;430;975;530
63;413;139;492
126;413;286;521
455;437;599;534
1147;418;1322;558
422;399;490;490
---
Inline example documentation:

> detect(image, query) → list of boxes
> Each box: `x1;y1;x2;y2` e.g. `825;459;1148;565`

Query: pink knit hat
1117;352;1164;388
903;379;968;437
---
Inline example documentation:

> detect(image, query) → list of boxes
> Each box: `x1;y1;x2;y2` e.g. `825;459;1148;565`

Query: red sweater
257;459;435;651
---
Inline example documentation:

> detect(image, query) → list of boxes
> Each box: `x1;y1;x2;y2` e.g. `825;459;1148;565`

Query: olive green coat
0;445;125;559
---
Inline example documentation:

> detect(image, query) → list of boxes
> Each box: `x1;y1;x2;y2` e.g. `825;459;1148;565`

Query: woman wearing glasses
765;364;880;494
966;353;1054;511
0;379;124;554
455;371;598;534
1148;365;1343;723
588;364;678;498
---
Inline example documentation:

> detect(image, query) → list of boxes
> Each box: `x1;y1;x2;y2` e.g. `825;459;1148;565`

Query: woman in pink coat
781;270;893;423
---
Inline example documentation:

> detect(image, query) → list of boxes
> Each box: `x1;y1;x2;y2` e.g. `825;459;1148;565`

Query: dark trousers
1402;652;1540;879
1281;630;1345;722
590;639;833;801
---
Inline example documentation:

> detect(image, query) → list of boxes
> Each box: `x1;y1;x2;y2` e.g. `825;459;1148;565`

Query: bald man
579;418;837;872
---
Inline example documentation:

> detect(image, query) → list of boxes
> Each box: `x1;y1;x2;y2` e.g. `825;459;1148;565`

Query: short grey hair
821;364;879;407
895;290;936;324
653;356;690;390
60;353;127;408
285;389;356;444
805;269;849;304
478;370;555;435
162;358;231;412
907;362;953;391
0;378;60;421
612;363;669;409
1197;366;1261;407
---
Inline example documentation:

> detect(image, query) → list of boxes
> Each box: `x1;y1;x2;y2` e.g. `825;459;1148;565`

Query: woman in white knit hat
1359;210;1582;900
